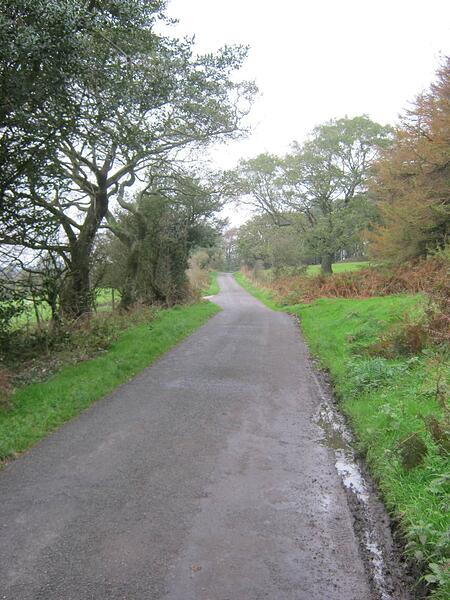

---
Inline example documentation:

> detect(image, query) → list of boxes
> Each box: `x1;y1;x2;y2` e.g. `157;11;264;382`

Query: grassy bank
234;272;449;598
0;301;220;462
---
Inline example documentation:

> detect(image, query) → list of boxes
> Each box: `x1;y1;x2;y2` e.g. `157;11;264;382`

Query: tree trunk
119;244;140;310
60;244;93;318
49;298;62;330
320;252;334;275
60;182;109;318
31;290;42;330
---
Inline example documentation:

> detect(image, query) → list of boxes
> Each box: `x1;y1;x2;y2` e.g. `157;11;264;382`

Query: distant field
306;261;370;275
10;288;119;328
95;288;120;311
254;262;371;283
11;302;51;327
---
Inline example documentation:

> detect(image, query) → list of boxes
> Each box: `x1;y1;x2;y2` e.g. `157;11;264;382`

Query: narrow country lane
0;273;372;599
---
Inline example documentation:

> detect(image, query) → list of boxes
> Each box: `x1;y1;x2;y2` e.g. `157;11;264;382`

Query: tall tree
236;213;305;271
0;0;167;195
369;57;450;262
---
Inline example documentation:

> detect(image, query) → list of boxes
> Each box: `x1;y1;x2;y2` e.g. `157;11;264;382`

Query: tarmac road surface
0;273;372;599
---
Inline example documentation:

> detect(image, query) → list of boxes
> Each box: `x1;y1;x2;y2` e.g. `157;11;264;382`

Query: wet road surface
0;273;372;599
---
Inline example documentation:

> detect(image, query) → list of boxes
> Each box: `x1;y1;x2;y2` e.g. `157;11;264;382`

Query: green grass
0;301;220;462
258;261;370;281
234;272;450;598
296;296;449;598
203;271;219;296
306;260;370;275
234;272;280;310
95;287;120;310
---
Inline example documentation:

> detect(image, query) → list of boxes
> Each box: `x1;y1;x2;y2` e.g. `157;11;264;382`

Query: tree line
229;58;449;273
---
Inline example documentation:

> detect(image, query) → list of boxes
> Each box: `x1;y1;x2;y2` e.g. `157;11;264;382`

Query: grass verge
0;301;220;462
204;271;219;296
234;272;449;598
234;272;279;310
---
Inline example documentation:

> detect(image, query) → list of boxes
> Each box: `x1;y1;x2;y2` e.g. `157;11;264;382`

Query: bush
367;318;429;358
0;294;24;349
425;271;450;347
186;256;210;297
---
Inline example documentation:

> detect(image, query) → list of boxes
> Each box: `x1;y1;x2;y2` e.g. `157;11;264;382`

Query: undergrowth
243;252;450;310
1;305;158;395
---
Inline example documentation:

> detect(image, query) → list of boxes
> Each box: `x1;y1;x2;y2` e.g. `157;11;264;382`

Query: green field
306;261;370;275
234;272;449;598
246;261;371;286
95;287;120;310
0;301;220;462
12;280;217;327
10;288;120;328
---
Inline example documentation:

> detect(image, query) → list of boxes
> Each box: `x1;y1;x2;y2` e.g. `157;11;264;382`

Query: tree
231;116;391;273
104;168;224;307
368;57;450;262
0;1;167;195
1;3;255;316
236;213;305;271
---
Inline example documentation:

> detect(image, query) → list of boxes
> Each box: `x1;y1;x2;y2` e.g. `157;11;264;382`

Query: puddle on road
316;402;370;501
314;399;395;600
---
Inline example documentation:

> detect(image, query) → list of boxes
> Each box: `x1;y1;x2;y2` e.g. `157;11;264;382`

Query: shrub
186;256;210;298
425;270;450;347
2;305;157;391
0;294;24;349
367;318;429;358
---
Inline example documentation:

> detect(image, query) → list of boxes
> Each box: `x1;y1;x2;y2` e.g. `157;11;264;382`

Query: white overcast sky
166;0;450;224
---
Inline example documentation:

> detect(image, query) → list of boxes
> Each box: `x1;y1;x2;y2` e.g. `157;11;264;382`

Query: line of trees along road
0;0;256;320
